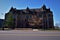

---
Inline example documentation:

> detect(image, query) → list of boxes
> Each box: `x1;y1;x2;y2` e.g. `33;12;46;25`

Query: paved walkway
0;30;60;36
0;30;60;40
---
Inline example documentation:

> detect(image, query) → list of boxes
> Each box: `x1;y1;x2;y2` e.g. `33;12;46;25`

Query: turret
42;4;46;10
26;7;29;11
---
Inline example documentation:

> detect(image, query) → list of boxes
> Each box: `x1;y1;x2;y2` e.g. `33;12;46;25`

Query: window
39;14;42;17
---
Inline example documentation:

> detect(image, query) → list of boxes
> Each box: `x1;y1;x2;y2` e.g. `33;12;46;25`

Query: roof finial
10;6;14;11
42;4;46;9
26;6;29;10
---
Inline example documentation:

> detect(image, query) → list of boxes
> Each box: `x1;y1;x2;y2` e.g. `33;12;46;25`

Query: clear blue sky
0;0;60;26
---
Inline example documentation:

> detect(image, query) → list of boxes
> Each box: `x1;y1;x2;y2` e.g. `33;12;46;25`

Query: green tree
4;12;14;29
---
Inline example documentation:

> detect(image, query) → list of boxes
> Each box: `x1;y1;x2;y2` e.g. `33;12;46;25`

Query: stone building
5;5;54;29
0;19;4;28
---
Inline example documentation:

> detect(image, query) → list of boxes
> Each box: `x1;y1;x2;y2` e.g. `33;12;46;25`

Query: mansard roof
9;5;52;14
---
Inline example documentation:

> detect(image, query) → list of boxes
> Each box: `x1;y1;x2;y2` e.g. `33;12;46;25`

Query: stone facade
5;5;54;29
